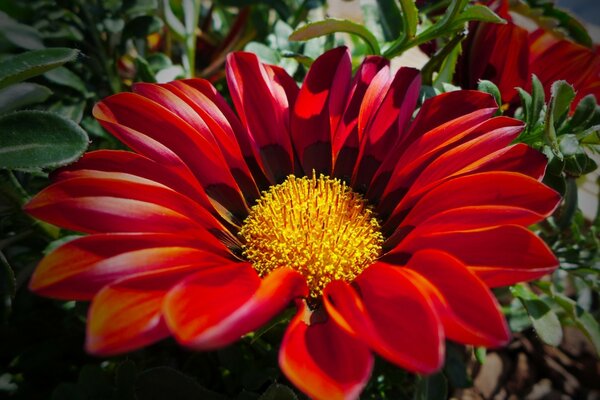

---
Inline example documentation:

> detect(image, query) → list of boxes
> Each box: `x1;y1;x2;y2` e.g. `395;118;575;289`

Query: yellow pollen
239;173;384;299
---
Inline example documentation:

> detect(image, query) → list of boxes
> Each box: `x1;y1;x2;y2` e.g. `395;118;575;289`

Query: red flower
26;47;560;399
458;0;600;106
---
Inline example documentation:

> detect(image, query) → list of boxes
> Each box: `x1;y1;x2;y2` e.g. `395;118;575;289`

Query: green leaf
452;4;505;26
553;293;600;355
259;383;298;400
569;94;598;131
478;80;501;108
289;18;381;55
550;80;575;124
0;48;79;89
78;365;113;398
415;372;448;400
0;11;44;50
398;0;419;41
443;343;472;388
161;0;185;40
135;367;227;400
511;284;563;346
0;110;88;170
116;360;136;400
376;0;402;40
530;74;545;128
123;0;159;16
0;82;52;114
44;67;87;93
474;347;487;364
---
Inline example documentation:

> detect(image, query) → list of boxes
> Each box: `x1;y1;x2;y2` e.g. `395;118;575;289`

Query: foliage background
0;0;598;399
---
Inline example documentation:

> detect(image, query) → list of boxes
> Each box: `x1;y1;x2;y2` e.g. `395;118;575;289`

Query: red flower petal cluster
26;47;559;399
458;0;600;105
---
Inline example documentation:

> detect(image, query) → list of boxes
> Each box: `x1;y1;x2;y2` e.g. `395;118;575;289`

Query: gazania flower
26;47;560;399
458;0;600;106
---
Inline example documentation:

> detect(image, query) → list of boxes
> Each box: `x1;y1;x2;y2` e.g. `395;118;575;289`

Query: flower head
26;47;560;399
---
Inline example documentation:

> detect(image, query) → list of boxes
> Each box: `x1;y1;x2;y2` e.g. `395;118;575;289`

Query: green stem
421;30;465;86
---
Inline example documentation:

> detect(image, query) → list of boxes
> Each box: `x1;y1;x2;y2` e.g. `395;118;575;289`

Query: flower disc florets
239;173;384;299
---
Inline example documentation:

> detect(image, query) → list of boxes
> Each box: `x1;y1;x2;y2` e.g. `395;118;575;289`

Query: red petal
133;82;259;201
324;263;444;373
29;233;230;300
226;52;294;182
373;115;520;209
86;268;193;355
353;67;421;190
170;78;270;188
24;173;236;242
292;47;351;175
369;99;500;203
405;250;510;347
401;171;560;227
93;93;248;218
53;150;212;212
164;264;307;349
332;56;389;180
279;302;373;400
389;225;558;287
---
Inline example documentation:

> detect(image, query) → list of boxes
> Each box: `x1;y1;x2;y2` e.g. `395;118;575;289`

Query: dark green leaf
258;383;298;400
415;372;448;400
290;19;381;55
0;11;44;50
569;94;598;132
0;110;88;170
0;82;52;114
51;383;85;400
376;0;402;40
44;67;87;93
135;367;227;400
444;343;472;388
511;284;563;346
0;47;79;89
123;15;164;39
48;101;85;123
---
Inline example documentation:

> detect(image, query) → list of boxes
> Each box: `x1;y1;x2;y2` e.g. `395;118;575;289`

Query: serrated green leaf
478;80;501;108
0;82;52;114
44;67;86;93
0;48;79;89
0;110;88;170
550;80;575;123
569;94;598;131
289;18;380;55
511;284;563;346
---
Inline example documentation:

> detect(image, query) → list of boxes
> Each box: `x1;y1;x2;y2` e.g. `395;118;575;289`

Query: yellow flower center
239;173;384;298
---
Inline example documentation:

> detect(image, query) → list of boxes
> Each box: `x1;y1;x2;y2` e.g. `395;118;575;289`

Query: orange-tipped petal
324;263;444;374
405;250;510;347
86;268;193;355
279;301;373;400
29;233;230;300
389;225;558;287
164;264;307;349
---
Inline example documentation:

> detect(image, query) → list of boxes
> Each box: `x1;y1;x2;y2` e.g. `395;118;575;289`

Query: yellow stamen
239;173;384;298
